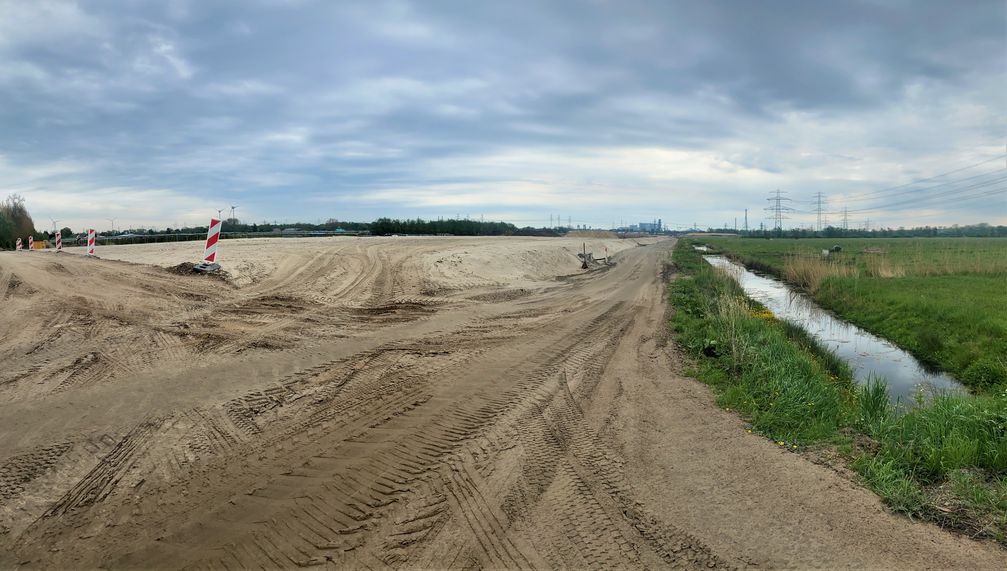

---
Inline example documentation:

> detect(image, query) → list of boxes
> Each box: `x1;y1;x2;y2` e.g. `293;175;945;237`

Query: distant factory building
637;219;663;233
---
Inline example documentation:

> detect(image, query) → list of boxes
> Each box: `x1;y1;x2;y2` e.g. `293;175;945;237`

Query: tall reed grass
722;238;1007;287
777;244;986;291
782;254;858;292
863;255;906;278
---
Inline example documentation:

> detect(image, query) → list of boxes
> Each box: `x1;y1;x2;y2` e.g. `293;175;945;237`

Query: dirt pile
164;261;231;282
566;230;618;238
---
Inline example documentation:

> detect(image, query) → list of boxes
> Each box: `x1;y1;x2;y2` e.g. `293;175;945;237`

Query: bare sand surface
0;236;1003;569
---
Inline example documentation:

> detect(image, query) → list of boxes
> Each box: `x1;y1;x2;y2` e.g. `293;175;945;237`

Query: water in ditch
702;254;965;404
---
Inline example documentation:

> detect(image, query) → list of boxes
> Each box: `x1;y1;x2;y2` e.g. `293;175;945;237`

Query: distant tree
0;194;36;249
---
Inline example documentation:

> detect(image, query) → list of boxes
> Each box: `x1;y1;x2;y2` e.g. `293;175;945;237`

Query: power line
841;154;1006;201
837;175;1007;214
813;191;826;231
839;168;1007;203
765;189;793;231
904;190;1007;219
786;166;1006;218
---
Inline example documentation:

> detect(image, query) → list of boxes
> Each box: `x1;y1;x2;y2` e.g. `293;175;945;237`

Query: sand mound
566;230;618;238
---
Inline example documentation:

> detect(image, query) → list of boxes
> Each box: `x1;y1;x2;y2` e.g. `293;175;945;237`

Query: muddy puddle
703;255;964;404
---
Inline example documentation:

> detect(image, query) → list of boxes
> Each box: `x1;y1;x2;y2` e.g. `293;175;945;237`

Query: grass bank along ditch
704;254;963;403
669;239;1007;544
702;236;1007;392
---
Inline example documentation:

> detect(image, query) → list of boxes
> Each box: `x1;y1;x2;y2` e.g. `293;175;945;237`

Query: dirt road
0;237;1003;569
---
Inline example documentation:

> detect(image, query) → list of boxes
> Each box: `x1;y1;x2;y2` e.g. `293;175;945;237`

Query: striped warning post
27;236;33;250
15;237;22;251
203;218;221;263
87;229;96;256
55;232;62;251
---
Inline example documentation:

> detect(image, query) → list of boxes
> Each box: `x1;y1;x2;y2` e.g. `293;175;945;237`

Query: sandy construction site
1;237;1004;569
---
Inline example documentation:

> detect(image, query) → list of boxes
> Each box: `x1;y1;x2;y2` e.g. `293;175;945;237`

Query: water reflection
703;255;964;404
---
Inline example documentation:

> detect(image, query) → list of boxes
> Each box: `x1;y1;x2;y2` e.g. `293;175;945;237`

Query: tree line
369;218;518;236
98;218;520;237
0;195;37;249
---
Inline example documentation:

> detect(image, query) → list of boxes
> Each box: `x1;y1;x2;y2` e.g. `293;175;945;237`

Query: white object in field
87;229;96;255
821;249;829;258
15;237;21;250
203;218;221;263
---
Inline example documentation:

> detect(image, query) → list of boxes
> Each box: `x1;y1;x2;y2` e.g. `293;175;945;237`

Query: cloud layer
1;0;1004;231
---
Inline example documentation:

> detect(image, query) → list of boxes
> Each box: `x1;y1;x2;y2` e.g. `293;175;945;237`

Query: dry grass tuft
783;255;859;292
864;256;907;278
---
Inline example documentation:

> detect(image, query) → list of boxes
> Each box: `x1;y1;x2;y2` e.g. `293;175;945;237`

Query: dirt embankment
0;237;1002;569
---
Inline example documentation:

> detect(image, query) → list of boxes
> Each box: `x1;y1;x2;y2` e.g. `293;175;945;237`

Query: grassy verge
670;243;856;443
669;239;1007;543
702;237;1007;392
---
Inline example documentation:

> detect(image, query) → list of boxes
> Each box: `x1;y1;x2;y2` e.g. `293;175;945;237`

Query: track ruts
5;239;730;569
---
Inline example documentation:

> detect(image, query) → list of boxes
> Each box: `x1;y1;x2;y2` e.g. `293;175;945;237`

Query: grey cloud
0;0;1003;229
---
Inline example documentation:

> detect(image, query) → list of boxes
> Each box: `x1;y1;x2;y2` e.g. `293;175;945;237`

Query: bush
0;194;36;249
917;329;945;358
961;356;1007;390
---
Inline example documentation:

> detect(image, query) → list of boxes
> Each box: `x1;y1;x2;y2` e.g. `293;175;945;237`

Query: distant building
637;219;663;234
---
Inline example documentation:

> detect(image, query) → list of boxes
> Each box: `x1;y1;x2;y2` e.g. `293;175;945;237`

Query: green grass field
701;237;1007;391
669;239;1007;543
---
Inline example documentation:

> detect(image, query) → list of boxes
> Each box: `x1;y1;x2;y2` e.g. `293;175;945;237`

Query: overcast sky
1;0;1004;231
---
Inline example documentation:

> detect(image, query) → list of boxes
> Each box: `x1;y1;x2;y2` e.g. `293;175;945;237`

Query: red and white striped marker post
87;229;96;256
203;218;221;263
27;236;33;250
55;231;62;252
15;237;22;251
